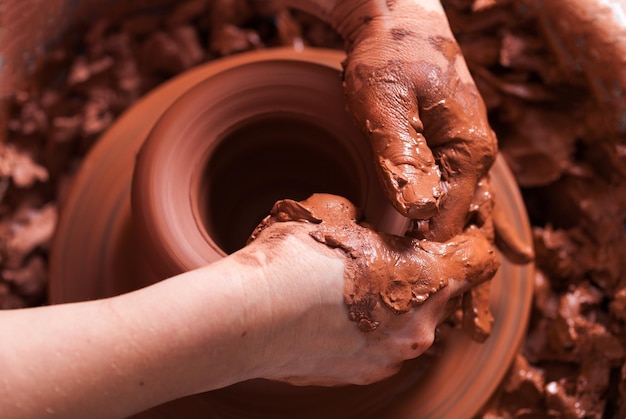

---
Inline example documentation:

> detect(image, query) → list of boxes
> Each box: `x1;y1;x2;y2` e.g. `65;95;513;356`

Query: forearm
0;266;257;418
0;234;345;418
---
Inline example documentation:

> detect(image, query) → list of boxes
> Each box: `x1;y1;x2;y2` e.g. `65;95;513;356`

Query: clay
324;1;501;247
130;50;401;279
445;2;626;417
520;0;626;138
1;256;48;306
0;143;49;188
49;46;534;419
249;193;498;332
0;204;57;269
141;27;205;75
1;0;623;417
208;0;304;55
479;353;547;417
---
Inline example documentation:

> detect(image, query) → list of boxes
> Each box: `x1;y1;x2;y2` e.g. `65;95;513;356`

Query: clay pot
131;50;407;279
50;48;534;418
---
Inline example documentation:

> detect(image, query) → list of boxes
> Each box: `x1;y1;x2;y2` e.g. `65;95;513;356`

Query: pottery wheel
50;48;534;419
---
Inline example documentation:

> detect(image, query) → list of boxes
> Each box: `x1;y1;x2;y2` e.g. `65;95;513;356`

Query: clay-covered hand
328;0;495;243
246;193;499;386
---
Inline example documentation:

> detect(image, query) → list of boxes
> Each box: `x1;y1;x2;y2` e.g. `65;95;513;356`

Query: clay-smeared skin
249;194;500;332
328;0;498;243
462;282;493;343
279;0;533;339
300;0;529;258
279;0;536;257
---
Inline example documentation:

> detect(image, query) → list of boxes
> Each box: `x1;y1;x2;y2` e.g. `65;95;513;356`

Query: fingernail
399;174;444;219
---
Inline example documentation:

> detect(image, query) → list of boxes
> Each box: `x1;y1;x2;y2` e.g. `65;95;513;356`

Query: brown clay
0;0;176;98
520;0;626;137
50;48;534;418
0;0;617;416
130;48;405;280
249;193;499;332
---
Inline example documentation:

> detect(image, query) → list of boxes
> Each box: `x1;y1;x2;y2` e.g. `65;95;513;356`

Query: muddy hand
464;175;534;264
319;0;534;265
249;193;499;384
321;0;495;244
249;194;499;386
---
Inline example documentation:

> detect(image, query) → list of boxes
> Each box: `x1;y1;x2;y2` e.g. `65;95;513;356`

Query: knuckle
391;334;435;361
461;125;498;171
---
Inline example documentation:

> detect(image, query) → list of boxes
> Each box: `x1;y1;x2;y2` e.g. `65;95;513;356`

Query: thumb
493;199;535;264
444;227;499;343
421;225;500;299
424;227;499;342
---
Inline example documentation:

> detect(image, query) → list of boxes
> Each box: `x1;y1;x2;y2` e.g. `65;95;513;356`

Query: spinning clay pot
49;48;534;418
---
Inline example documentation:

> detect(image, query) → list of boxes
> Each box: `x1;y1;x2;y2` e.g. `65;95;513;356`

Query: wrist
139;227;347;394
233;225;348;378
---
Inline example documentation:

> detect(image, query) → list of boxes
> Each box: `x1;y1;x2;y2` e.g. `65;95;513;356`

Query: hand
247;193;499;386
327;1;496;243
331;1;536;343
0;194;499;418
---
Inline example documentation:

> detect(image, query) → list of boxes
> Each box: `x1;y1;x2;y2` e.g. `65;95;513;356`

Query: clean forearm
0;264;257;418
0;234;345;418
0;194;502;418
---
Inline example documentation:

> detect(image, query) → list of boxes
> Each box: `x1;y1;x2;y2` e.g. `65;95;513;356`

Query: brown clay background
1;0;625;418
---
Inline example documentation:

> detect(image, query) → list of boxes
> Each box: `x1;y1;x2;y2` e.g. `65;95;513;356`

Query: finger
343;61;445;220
418;72;499;241
418;174;495;240
436;231;496;342
493;199;535;264
461;282;493;343
461;173;534;264
422;226;500;299
467;175;495;239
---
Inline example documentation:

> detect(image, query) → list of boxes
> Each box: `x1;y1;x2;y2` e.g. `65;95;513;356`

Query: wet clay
44;43;533;417
441;1;626;417
14;0;624;416
326;0;499;244
0;0;177;99
130;51;404;280
3;1;535;417
249;193;499;333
